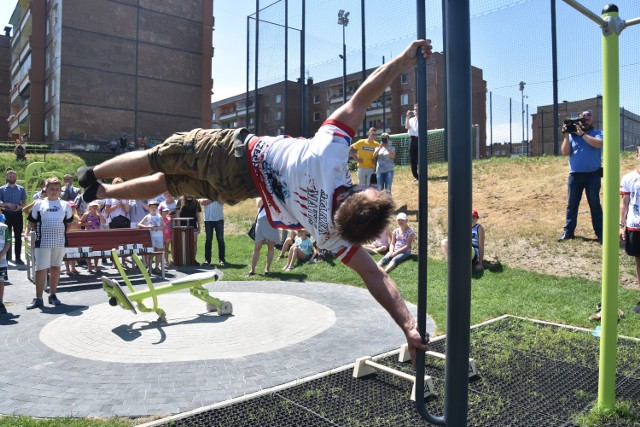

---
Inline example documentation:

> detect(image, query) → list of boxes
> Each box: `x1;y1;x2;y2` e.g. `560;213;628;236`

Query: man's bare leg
78;150;155;191
94;172;169;200
94;150;154;180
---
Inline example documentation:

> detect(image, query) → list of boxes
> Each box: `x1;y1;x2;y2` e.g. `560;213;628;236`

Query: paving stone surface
0;264;435;418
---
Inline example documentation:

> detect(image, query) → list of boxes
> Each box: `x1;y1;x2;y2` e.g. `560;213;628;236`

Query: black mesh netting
156;317;640;426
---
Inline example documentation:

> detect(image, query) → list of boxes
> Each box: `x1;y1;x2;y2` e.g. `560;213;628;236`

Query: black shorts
624;229;640;257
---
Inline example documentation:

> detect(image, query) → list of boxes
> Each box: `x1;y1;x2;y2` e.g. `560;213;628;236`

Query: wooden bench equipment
26;228;165;282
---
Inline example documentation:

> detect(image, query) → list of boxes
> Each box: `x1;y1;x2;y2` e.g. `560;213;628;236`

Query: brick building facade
7;0;213;147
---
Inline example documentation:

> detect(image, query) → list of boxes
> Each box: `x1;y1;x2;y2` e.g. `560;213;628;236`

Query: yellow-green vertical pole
598;4;620;410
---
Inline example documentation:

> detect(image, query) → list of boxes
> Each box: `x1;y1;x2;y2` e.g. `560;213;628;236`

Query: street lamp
338;10;350;104
519;81;526;155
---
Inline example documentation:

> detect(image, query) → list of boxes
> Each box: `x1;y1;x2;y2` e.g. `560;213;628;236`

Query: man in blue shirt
559;110;603;243
0;169;27;264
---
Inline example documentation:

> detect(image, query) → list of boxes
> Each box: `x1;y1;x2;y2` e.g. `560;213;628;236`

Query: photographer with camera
405;103;420;181
559;110;603;243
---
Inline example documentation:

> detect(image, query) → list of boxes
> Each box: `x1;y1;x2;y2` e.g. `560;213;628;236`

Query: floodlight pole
338;10;349;105
562;0;640;410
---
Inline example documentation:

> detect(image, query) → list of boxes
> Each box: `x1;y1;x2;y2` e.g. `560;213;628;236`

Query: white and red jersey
248;119;358;262
620;169;640;230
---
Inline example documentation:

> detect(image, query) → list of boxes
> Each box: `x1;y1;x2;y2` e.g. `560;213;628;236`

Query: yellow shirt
351;139;380;169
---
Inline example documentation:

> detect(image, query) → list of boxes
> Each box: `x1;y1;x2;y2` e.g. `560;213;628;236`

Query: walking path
0;264;435;418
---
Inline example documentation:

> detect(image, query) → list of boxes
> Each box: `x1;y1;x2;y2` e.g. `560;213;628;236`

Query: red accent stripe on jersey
323;119;355;138
339;245;360;264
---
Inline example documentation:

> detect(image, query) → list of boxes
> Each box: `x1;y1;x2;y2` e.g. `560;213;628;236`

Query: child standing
138;200;164;273
377;212;415;273
78;201;106;272
283;229;317;271
0;214;11;314
64;201;81;275
26;177;74;309
160;206;172;266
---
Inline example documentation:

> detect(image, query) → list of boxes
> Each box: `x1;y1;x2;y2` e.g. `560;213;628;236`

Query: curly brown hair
334;188;395;245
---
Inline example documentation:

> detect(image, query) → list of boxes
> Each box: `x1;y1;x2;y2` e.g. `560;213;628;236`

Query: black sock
77;166;97;188
82;181;101;203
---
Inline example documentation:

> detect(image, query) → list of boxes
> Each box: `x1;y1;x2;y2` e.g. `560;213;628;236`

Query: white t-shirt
106;198;128;224
249;120;357;262
407;116;419;137
28;199;73;248
620;169;640;230
140;212;164;240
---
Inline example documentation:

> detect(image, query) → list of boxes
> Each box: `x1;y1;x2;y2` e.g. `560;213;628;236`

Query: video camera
563;117;586;134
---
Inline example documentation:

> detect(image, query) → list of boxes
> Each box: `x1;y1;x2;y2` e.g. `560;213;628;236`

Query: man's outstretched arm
329;39;432;132
345;246;428;366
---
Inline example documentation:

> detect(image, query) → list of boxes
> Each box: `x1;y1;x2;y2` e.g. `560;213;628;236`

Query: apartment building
0;28;11;140
531;96;640;156
212;52;487;157
7;0;213;147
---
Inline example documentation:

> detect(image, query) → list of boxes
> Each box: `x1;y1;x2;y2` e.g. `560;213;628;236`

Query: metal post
526;103;530;155
301;0;306;136
382;56;386;132
246;16;250;129
443;0;472;423
254;0;260;135
520;81;525;156
598;3;620;410
284;0;288;134
551;0;560;154
361;0;366;136
541;109;545;155
414;0;445;421
415;0;473;425
509;97;512;155
342;25;347;104
490;91;493;156
338;9;349;106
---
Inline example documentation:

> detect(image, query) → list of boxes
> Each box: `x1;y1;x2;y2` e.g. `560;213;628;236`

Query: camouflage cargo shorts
147;128;258;205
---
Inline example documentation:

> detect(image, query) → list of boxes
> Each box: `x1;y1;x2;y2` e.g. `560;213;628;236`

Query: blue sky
3;1;640;142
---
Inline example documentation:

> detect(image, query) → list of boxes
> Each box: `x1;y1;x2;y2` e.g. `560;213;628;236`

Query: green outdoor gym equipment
102;250;232;322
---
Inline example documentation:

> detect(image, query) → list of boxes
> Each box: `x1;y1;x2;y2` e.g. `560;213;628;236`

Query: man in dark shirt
0;169;27;264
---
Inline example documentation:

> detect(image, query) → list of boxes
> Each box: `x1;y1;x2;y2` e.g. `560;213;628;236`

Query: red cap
472;209;479;218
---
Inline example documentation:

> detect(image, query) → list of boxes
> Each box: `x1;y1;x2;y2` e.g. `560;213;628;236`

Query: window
50;113;56;132
275;94;282;104
275;111;281;121
264;114;269;123
400;93;409;105
249;117;254;125
45;85;49;103
43;117;48;136
313;94;320;104
400;73;409;85
313;112;321;122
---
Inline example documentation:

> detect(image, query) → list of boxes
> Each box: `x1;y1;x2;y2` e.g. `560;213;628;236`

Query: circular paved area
0;268;435;418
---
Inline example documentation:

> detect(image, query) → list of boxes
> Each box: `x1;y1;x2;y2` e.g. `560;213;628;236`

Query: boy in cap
138;200;164;273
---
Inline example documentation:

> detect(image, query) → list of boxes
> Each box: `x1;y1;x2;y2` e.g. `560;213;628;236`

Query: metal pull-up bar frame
414;0;473;426
561;1;640;411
